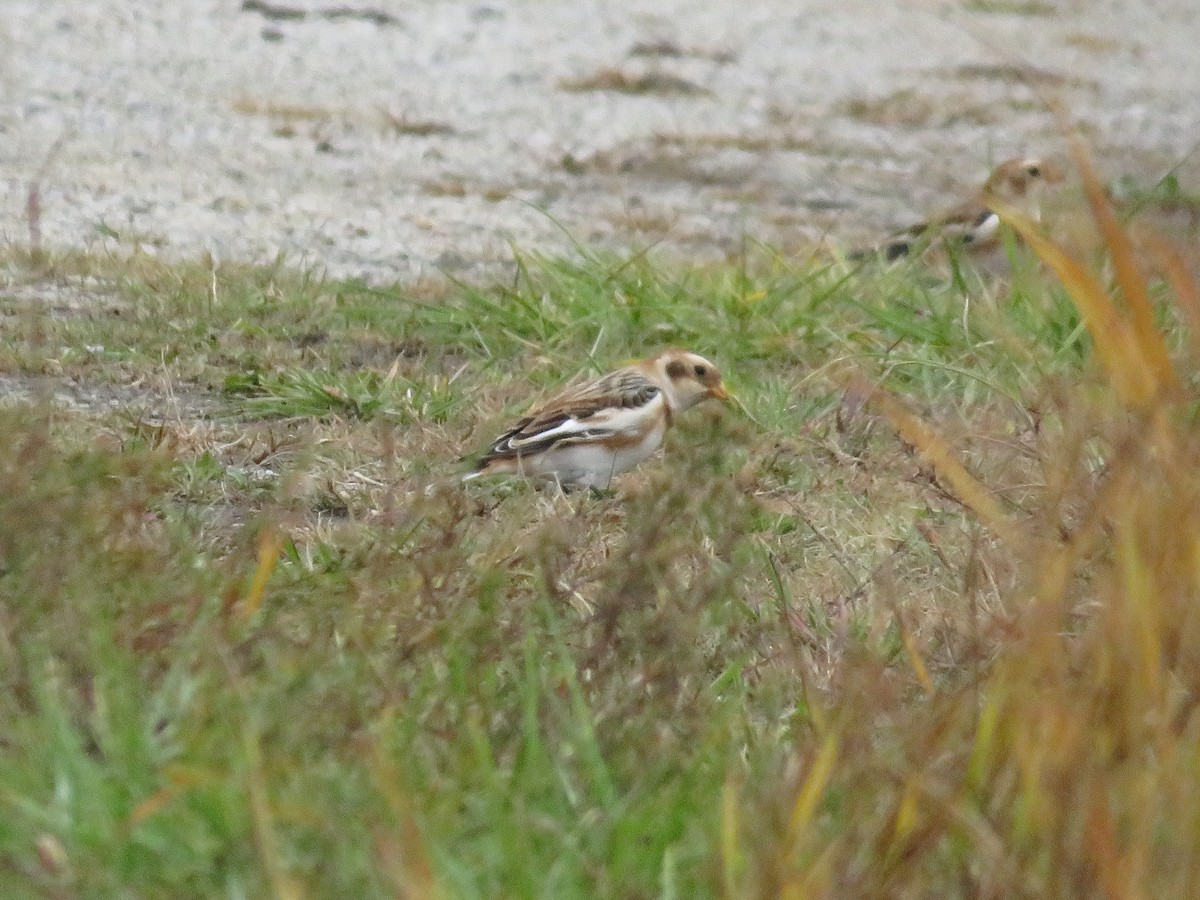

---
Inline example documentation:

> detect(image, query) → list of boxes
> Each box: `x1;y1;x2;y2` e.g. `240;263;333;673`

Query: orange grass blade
374;827;440;900
240;527;283;620
369;726;441;899
1086;786;1148;900
1065;134;1179;397
780;844;835;900
130;764;222;826
129;786;176;827
896;611;933;695
856;379;1021;545
987;199;1161;410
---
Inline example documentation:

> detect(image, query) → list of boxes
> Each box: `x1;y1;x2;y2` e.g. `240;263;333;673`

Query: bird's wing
878;203;998;259
478;368;663;463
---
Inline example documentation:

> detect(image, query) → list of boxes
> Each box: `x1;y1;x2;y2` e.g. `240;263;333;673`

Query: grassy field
2;169;1200;898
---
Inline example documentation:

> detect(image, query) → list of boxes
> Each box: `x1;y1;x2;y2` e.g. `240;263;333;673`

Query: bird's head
653;350;730;412
988;159;1065;201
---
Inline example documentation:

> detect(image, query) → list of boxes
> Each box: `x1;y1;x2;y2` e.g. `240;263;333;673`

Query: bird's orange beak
710;383;730;402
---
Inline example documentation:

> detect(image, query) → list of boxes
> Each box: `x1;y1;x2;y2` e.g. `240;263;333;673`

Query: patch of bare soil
0;1;1195;283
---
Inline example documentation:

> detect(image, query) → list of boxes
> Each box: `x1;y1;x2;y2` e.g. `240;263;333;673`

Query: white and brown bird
464;349;730;490
854;157;1066;269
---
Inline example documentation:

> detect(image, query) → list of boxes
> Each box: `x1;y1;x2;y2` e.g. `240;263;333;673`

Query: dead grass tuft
2;150;1200;894
838;89;1003;129
739;140;1200;899
232;95;451;138
559;67;712;97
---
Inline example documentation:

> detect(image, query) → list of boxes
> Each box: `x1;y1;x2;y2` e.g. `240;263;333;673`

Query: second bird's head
985;157;1066;201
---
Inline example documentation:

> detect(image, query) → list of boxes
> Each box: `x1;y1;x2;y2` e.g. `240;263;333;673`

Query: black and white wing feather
475;367;662;466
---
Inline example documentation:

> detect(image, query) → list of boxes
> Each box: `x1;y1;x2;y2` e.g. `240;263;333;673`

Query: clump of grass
0;147;1198;896
1115;170;1200;226
232;95;449;140
730;141;1200;897
559;67;711;97
838;89;1000;128
224;366;461;423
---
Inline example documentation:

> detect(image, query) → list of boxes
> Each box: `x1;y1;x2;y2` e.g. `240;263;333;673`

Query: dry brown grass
734;138;1200;899
1;148;1199;895
559;67;711;97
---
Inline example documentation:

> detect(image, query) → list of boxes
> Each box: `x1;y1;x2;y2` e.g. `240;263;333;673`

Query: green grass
1;221;1199;898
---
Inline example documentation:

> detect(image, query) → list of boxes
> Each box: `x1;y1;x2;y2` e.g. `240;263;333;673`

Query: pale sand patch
0;0;1195;283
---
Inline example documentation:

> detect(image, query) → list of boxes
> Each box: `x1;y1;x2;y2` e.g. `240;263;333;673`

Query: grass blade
854;377;1021;545
786;733;839;850
1064;133;1178;397
987;198;1161;409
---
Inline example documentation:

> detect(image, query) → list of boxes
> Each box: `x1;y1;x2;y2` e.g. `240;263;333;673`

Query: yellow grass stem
855;378;1022;545
802;682;830;738
1114;518;1163;706
786;734;839;851
721;775;745;899
368;719;442;900
130;759;221;828
897;612;933;695
891;776;921;848
1012;706;1049;842
243;725;305;900
967;688;1004;791
1190;535;1200;599
240;526;283;620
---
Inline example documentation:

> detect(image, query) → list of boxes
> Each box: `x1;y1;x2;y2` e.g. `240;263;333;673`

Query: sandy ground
1;0;1197;283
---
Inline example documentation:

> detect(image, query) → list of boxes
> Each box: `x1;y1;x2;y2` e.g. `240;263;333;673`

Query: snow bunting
464;349;730;490
855;157;1066;270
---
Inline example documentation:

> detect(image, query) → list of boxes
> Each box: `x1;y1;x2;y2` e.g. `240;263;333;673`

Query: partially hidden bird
852;157;1066;269
464;349;730;490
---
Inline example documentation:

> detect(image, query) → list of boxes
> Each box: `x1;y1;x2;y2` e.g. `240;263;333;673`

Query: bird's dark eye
1028;165;1041;177
694;365;707;377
